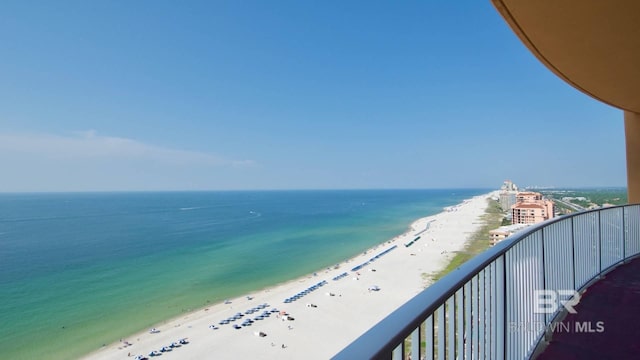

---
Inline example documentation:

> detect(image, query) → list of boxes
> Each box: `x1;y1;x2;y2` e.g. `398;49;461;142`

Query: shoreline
83;190;497;360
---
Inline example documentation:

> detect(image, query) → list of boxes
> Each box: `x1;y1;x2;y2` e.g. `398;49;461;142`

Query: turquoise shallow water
0;189;487;359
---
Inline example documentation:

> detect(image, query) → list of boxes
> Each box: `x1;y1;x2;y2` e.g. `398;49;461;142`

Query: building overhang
491;0;640;113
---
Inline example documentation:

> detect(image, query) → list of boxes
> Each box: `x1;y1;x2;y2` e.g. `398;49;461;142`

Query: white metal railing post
410;326;420;360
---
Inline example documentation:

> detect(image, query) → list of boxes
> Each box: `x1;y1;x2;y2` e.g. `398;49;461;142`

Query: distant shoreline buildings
511;191;555;225
491;180;555;246
498;180;518;220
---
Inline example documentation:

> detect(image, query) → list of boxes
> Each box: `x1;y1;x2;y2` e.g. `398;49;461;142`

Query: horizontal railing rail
333;204;640;360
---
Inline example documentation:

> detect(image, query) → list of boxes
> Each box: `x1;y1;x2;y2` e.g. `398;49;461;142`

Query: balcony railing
333;204;640;360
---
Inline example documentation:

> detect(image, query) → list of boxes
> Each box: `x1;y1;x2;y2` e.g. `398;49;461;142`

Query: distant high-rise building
511;191;554;225
516;191;543;203
501;180;518;192
499;192;517;212
499;180;518;212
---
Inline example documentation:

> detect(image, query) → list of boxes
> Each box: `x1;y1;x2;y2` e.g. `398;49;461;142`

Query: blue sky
0;1;626;191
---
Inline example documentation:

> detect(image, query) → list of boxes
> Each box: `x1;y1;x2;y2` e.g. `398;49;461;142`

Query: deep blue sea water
0;189;487;359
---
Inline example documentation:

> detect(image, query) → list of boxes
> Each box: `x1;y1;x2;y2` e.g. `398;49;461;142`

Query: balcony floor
537;257;640;359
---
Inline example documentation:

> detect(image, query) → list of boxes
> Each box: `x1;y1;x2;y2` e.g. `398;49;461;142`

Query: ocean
0;189;487;359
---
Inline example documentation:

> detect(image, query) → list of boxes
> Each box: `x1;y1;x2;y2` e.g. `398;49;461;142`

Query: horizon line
0;186;628;195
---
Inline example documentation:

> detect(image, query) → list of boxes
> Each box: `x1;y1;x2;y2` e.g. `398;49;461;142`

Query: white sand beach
83;191;497;360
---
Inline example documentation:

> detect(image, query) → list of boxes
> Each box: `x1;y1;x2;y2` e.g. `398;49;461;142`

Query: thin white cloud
0;131;255;167
0;131;259;191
